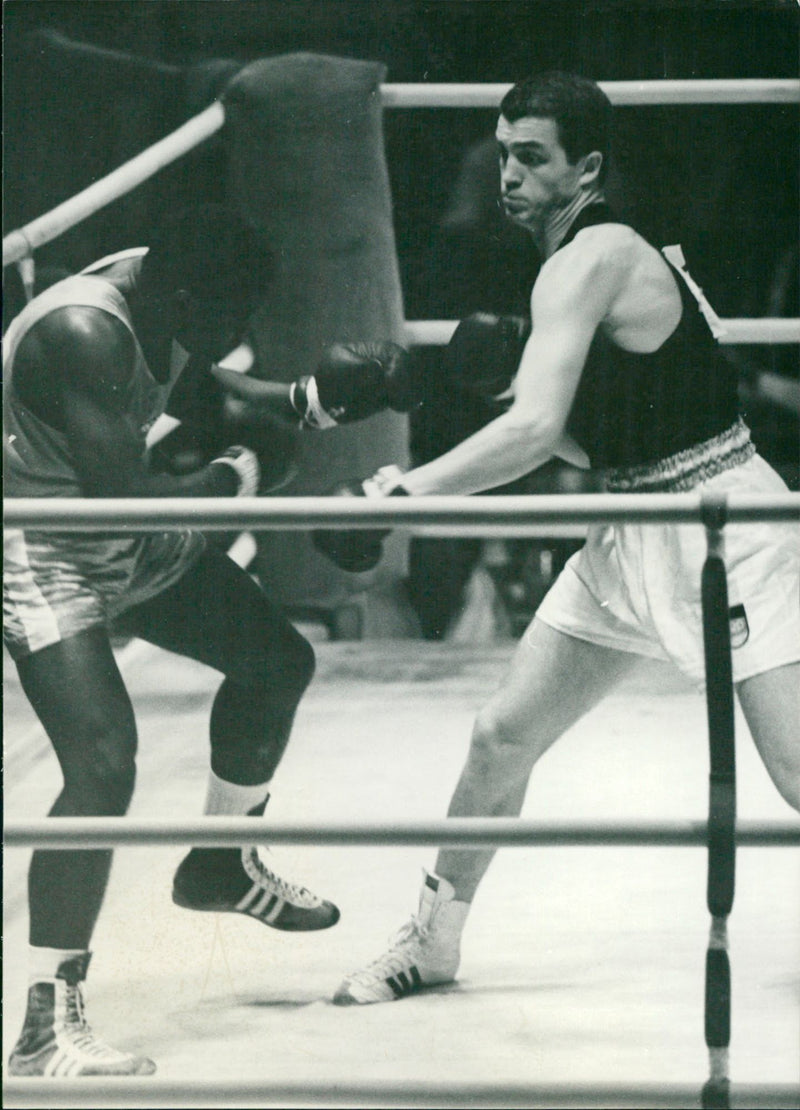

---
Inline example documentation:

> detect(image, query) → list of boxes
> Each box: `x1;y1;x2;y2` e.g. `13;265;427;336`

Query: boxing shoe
7;953;156;1077
334;871;469;1004
172;844;340;932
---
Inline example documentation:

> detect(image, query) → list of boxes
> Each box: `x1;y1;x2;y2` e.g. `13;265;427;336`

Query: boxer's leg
120;546;339;931
334;620;638;1004
9;629;155;1076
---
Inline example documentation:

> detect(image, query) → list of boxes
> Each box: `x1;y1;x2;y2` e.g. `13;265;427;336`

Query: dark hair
142;204;274;304
500;72;612;183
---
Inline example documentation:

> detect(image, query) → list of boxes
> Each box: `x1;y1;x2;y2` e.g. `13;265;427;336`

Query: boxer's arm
208;363;294;417
45;308;243;498
399;245;616;495
211;341;419;428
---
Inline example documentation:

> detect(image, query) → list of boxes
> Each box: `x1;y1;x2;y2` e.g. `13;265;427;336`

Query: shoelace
241;847;322;908
354;916;429;981
60;985;126;1059
63;984;89;1031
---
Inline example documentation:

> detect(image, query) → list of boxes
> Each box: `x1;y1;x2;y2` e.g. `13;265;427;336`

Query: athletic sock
28;946;87;984
203;770;271;816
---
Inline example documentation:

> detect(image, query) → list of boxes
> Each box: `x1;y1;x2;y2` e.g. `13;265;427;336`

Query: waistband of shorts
603;418;756;493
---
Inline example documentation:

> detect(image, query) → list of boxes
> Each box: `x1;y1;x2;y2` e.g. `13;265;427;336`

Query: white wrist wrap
362;464;407;498
303;376;338;430
211;447;260;497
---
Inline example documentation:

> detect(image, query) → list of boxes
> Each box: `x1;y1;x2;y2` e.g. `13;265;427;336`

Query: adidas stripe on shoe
8;953;156;1077
172;845;340;932
334;871;469;1005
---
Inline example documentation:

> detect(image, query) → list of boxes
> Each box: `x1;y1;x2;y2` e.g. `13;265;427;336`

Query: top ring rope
3;78;799;268
3;102;226;268
381;78;800;108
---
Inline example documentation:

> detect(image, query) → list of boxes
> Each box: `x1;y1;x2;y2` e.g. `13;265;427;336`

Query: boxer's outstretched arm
400;246;614;495
212;341;418;429
210;364;294;415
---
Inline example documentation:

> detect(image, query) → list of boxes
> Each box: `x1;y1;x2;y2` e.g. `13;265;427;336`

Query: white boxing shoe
334;871;469;1005
8;953;156;1077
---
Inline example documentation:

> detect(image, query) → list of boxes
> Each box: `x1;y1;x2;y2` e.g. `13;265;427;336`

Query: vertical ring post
699;494;736;1110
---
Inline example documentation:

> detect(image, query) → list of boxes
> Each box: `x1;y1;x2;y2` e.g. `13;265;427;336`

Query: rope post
699;493;736;1110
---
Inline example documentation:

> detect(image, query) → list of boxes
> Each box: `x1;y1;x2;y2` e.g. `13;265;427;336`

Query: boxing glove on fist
291;342;420;429
445;312;531;403
312;466;408;572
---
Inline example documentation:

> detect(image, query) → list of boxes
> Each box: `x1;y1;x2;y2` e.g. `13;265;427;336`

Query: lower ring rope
4;491;800;532
3;1078;800;1109
4;816;799;850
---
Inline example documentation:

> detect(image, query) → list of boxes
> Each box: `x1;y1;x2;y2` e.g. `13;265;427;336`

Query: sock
204;769;271;816
28;945;86;984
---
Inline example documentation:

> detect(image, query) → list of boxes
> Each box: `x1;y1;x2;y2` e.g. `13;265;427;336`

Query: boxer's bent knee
208;632;315;783
469;706;533;772
55;738;138;816
274;625;316;694
240;623;316;700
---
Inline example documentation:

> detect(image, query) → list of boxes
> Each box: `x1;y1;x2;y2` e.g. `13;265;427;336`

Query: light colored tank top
3;249;189;497
3;252;204;634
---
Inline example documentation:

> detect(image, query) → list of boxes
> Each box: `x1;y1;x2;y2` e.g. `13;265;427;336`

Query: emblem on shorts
728;604;749;648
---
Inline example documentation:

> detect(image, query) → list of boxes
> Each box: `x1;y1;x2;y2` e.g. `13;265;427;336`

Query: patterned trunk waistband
604;418;756;493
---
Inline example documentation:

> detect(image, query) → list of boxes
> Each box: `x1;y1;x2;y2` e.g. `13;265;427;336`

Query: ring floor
4;636;799;1106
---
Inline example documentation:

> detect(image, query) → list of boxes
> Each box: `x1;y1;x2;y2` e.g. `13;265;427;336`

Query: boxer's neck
542;188;604;258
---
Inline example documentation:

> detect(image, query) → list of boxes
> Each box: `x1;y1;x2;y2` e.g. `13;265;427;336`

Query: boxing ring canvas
4;636;800;1105
3;3;800;1106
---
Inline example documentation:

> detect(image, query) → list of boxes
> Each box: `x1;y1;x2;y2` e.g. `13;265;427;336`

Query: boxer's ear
578;150;603;187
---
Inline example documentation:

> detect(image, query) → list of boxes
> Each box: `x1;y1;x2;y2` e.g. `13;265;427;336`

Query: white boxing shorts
3;529;206;661
536;453;799;688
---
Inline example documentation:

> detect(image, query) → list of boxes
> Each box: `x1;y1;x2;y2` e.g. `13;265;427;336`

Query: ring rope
3;1078;800;1109
4;816;798;850
2;102;225;267
4;492;800;532
405;318;800;347
380;78;800;108
3;78;799;268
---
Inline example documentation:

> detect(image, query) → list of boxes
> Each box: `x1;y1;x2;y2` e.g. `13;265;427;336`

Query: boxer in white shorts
318;72;799;1006
538;446;799;689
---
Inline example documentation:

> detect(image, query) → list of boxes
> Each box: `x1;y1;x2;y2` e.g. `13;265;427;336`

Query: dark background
4;2;798;408
4;0;797;318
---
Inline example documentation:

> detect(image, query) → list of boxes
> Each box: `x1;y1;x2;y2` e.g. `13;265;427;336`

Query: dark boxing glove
445;312;531;404
312;465;408;572
291;342;421;429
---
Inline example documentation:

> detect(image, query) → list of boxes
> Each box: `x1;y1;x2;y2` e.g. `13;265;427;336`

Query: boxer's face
496;115;594;230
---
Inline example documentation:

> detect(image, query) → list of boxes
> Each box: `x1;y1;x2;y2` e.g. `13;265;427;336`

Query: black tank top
559;203;740;469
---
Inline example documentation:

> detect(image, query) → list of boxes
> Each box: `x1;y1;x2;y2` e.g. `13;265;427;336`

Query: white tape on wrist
211;447;260;497
289;380;303;423
302;375;338;430
362;464;406;498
